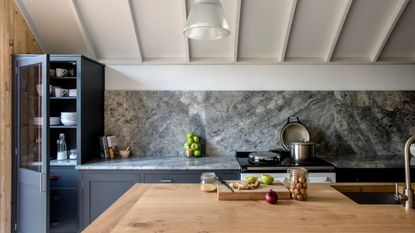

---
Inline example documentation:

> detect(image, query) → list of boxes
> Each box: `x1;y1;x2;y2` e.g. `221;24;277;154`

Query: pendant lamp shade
184;0;230;40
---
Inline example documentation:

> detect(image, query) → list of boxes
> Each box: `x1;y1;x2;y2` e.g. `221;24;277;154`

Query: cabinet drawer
144;173;200;183
50;170;79;188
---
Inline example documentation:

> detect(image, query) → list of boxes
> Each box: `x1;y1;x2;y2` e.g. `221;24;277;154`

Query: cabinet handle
49;175;61;181
160;179;173;183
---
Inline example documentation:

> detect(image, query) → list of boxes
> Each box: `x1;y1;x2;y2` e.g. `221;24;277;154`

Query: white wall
105;65;415;91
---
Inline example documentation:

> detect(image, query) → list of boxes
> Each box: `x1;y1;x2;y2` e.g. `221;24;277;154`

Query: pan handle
287;116;300;124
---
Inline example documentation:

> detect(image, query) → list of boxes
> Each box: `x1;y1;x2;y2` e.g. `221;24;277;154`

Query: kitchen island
82;183;415;233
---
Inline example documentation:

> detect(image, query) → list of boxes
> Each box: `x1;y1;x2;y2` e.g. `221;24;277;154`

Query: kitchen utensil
56;68;68;77
54;87;67;97
248;151;281;164
49;69;55;77
216;177;234;193
280;117;310;150
217;180;290;200
69;149;77;160
68;89;77;97
61;112;77;126
36;84;52;96
119;150;130;159
290;141;315;162
33;117;61;126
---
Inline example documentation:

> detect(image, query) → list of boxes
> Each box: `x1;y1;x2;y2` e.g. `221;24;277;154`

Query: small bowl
119;150;130;159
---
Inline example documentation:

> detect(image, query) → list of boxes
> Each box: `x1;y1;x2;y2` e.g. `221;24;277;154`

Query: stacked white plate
50;117;61;125
61;112;77;126
33;117;61;126
68;89;77;97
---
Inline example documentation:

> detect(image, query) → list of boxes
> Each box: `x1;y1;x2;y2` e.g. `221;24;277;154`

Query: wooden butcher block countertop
82;183;415;233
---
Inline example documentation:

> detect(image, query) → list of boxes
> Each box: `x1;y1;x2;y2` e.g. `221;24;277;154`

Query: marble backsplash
105;91;415;166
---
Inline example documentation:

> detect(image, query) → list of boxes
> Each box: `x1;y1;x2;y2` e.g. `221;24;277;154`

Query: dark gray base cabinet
81;172;139;227
80;170;240;229
50;166;80;233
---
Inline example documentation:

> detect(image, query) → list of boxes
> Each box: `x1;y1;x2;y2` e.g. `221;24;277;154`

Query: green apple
261;174;274;185
246;176;258;184
184;143;190;149
193;136;200;143
187;137;194;144
191;143;200;150
186;132;194;139
193;150;201;157
190;143;197;150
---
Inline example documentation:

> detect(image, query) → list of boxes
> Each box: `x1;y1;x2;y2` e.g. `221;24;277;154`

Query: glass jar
200;172;217;192
56;133;68;161
288;167;308;201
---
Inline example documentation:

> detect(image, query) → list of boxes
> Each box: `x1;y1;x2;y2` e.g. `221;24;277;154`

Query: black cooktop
235;150;336;172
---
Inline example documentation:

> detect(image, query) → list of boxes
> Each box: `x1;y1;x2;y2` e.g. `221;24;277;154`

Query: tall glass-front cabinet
12;54;104;233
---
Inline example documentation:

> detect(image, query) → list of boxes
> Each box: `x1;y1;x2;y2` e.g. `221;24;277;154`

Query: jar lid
287;167;308;175
200;172;216;180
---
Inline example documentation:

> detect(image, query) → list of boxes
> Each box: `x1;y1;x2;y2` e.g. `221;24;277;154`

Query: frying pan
280;117;310;150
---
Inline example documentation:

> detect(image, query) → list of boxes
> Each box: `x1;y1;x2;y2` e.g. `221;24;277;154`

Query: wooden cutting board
217;180;291;200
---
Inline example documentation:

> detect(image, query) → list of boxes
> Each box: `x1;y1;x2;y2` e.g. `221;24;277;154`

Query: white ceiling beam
324;0;353;63
127;0;143;64
280;0;297;62
14;0;47;52
69;0;97;59
181;0;190;64
232;0;242;63
370;0;409;62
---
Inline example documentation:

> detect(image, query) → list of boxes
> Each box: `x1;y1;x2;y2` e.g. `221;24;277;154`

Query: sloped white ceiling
15;0;415;65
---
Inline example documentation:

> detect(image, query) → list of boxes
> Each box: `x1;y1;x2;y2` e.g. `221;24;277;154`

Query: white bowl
119;150;130;159
61;119;77;126
61;112;77;116
61;116;77;120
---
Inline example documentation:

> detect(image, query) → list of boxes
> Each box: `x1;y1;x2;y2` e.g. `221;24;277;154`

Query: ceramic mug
54;87;67;97
36;84;52;96
56;68;68;77
49;69;56;77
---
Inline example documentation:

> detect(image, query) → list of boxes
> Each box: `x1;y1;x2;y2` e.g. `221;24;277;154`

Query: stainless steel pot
290;141;315;162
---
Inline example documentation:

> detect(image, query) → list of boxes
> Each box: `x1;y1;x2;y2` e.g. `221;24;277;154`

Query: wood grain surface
83;183;415;233
0;1;41;232
217;180;290;200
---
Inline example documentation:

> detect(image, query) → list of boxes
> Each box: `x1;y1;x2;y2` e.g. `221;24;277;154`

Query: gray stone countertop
50;159;77;166
321;154;415;169
75;155;240;170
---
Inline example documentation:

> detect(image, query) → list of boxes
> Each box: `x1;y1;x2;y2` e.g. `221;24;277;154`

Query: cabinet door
14;55;50;233
81;173;138;228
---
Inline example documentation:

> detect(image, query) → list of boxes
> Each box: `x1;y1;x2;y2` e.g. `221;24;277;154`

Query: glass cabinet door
14;54;50;233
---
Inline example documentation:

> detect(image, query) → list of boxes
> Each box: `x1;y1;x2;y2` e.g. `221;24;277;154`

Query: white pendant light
184;0;230;40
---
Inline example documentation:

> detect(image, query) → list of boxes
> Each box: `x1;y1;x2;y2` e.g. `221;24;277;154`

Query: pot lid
248;151;281;162
291;141;315;146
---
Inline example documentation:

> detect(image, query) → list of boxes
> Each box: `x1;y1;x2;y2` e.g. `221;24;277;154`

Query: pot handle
287;116;301;124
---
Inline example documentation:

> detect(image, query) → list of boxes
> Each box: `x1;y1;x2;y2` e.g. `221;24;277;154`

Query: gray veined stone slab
104;90;415;168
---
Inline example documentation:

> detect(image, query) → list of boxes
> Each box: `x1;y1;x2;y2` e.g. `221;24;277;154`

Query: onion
265;189;278;204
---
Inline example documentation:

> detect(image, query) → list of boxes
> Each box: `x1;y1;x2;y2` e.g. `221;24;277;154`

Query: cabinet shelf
51;77;77;80
50;97;77;100
50;125;77;129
